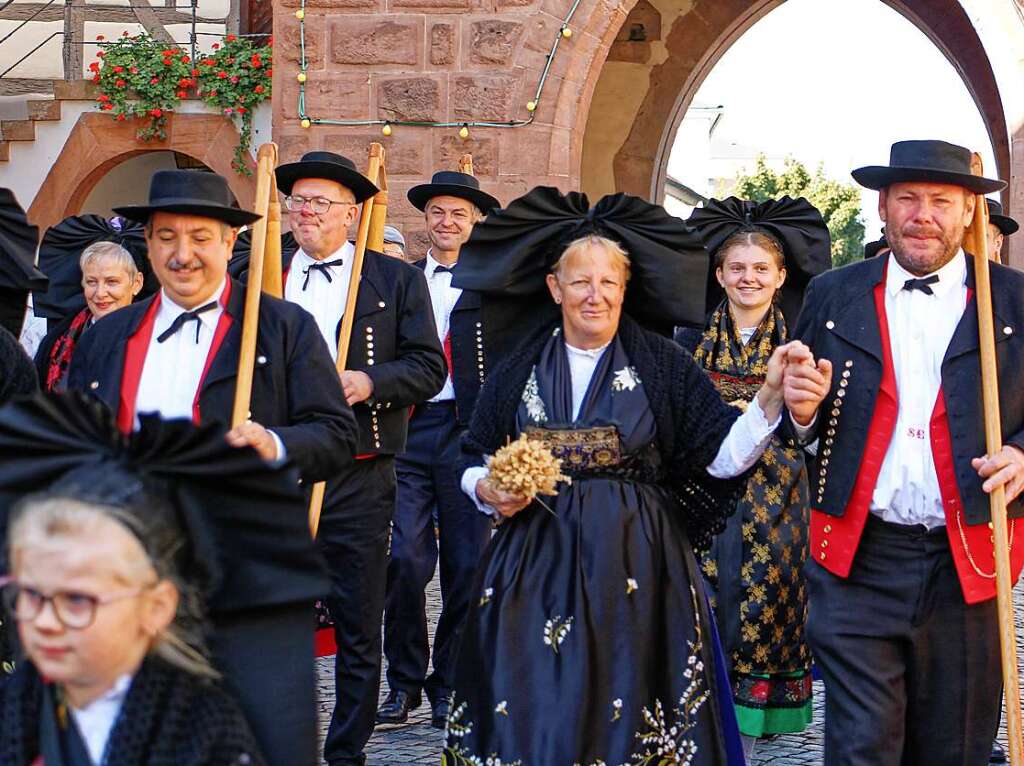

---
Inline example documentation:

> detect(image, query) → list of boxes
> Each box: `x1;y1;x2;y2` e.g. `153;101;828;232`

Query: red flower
191;68;200;76
176;90;187;98
162;57;172;66
236;106;246;113
97;94;110;102
96;51;105;58
122;30;129;37
178;78;190;87
150;77;160;85
115;78;126;87
223;107;233;115
102;103;113;111
225;34;237;42
162;49;177;57
116;113;126;121
202;58;215;67
212;43;220;50
266;68;272;77
91;73;101;83
230;75;239;84
150;108;162;117
267;35;274;46
88;62;99;72
180;55;190;63
250;55;262;68
130;66;138;74
750;681;771;703
112;65;123;73
217;71;228;79
209;89;217;96
254;84;264;94
95;34;105;41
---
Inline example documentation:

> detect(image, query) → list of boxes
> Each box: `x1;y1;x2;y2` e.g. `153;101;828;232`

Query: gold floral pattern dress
444;329;735;766
692;302;813;737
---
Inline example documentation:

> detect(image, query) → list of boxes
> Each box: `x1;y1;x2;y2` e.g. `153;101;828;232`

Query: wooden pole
231;142;277;428
263;167;283;299
458;153;474;176
966;152;1024;765
308;143;386;537
367;165;389;253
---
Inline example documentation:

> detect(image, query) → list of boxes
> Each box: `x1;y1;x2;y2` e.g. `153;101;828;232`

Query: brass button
824;524;833;533
820;552;827;561
821;540;829;548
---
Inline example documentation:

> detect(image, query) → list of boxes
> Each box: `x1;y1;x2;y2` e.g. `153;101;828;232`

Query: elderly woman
682;197;832;759
442;188;819;766
34;241;142;392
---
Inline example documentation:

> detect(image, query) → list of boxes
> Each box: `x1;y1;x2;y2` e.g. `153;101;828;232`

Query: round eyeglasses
0;576;151;631
284;195;356;215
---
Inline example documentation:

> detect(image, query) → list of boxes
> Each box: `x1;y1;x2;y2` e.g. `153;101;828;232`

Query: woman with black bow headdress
683;197;831;756
441;187;813;765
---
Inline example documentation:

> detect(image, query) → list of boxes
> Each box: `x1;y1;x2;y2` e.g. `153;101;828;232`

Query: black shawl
461;313;749;550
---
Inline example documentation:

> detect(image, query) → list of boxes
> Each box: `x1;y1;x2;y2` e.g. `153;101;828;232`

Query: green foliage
731;155;866;267
91;32;273;174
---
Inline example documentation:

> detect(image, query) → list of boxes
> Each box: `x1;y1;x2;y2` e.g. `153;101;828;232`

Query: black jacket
67;278;357;484
0;657;266;766
412;258;486;426
0;326;36;405
784;253;1024;526
280;248;446;454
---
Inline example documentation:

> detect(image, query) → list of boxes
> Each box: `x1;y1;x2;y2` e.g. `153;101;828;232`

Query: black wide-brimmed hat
987;198;1019;236
0;187;46;337
408;171;500;214
852;140;1005;194
114;170;261;227
276;151;379;203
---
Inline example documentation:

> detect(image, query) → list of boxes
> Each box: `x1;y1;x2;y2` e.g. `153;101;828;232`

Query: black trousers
319;456;396;766
383;402;493;702
210;603;317;766
806;514;1002;766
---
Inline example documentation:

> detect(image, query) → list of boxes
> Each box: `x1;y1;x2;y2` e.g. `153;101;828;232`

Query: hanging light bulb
459;124;470;139
295;9;304;19
300;118;311;128
526;101;537;112
297;72;307;83
561;26;572;38
382;122;392;136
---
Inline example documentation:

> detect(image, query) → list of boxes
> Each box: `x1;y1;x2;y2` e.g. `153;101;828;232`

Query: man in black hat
275;151;446;766
67;168;358;766
376;171;499;728
0;188;42;404
782;139;1024;765
987;198;1018;261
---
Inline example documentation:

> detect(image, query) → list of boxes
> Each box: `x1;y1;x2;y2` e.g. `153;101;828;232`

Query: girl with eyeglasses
0;480;265;766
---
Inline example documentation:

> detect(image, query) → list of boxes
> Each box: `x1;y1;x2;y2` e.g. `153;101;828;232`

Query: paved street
317;578;1024;765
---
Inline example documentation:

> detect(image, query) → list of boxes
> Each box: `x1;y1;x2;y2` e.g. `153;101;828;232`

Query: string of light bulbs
292;0;582;137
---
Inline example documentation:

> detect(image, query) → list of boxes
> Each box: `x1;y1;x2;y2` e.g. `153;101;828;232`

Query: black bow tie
902;275;939;295
302;258;344;290
433;265;452;274
156;301;218;344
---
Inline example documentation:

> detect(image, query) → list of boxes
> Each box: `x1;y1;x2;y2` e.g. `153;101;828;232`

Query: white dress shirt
284;242;356;361
872;251;967;528
424;251;462;402
69;673;133;764
136;281;227;421
462;341;779;515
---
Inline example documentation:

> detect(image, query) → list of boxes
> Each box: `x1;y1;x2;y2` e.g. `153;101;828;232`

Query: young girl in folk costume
0;396;267;766
680;196;832;759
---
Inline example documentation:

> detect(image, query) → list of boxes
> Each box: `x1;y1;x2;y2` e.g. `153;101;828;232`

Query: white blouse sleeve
706;396;781;479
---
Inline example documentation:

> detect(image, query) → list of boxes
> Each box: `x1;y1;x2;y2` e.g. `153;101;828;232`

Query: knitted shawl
461;313;748;550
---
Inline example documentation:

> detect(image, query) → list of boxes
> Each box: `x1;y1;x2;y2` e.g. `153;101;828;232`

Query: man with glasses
275;151;446;766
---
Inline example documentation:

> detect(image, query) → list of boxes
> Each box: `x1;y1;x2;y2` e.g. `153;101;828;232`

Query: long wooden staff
231;142;279;427
367;159;389;253
964;153;1024;765
308;143;386;536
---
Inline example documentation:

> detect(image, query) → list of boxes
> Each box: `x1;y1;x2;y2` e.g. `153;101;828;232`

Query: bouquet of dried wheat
486;434;570;515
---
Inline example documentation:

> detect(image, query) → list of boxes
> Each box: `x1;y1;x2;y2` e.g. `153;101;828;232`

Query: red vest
809;276;1024;604
116;283;235;433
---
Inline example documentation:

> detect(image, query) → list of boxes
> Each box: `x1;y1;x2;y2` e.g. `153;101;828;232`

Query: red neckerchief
45;308;91;392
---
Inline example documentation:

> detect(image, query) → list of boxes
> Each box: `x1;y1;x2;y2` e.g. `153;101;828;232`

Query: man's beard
885;220;964;276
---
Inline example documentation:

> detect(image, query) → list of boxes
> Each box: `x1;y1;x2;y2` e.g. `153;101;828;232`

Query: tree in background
726;155;865;267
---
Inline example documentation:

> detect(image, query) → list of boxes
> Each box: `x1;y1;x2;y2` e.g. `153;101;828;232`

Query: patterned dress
693;301;813;737
444;328;735;766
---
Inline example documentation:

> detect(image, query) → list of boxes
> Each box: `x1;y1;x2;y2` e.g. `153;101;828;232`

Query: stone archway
579;0;1010;205
28;111;256;234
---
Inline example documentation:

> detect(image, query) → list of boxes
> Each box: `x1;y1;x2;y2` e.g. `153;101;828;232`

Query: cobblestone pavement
317;579;1024;765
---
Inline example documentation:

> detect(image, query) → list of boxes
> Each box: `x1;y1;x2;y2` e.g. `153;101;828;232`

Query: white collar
159;279;227;331
297;241;353;266
69;673;133;714
565;340;611;359
425;250;456;278
885;250;966;299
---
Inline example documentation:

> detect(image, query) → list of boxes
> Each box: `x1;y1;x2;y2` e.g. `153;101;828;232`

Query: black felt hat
33;215;156;321
275;151;379;203
852;140;1005;194
0;188;46;337
987;198;1019;236
863;228;889;259
115;170;260;227
686;196;832;328
407;171;500;214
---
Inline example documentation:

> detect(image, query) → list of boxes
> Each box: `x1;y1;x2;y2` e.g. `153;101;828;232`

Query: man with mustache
376;171;499;730
274;151;446;766
67;169;358;766
782;140;1024;765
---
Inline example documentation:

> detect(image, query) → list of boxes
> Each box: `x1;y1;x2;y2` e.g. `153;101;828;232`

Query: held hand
783;345;832;426
756;341;810;422
972;445;1024;502
476;478;531;519
340;370;374;405
225;421;279;461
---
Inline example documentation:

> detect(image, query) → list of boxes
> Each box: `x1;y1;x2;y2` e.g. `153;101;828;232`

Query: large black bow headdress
227;228;300;280
453;186;711;358
686;196;832;326
0;189;46;337
0;393;327;614
33;215;155;321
